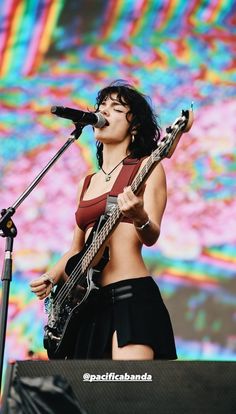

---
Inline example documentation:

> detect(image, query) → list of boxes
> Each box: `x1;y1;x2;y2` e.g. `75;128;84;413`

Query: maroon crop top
75;158;143;232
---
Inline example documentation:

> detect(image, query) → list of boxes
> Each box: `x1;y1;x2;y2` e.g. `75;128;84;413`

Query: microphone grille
95;112;107;128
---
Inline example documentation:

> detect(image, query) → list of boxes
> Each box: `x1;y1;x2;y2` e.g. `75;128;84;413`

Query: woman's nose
100;107;109;116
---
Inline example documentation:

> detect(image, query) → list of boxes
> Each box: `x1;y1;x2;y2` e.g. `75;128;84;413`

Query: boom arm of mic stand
0;124;83;391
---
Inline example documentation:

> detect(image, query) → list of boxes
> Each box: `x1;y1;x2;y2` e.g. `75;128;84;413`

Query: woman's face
94;93;132;145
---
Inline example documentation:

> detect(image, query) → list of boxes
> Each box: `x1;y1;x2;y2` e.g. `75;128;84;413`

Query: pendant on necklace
105;174;111;182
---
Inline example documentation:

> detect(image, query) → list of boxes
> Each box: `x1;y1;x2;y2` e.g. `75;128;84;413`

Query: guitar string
52;148;161;308
50;124;182;309
52;153;181;309
50;121;185;308
51;154;154;308
50;123;183;309
53;159;162;308
52;205;121;306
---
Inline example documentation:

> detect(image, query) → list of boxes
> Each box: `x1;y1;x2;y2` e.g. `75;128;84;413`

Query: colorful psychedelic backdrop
0;0;236;372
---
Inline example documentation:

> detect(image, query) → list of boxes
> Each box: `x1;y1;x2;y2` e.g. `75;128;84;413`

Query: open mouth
94;121;109;130
99;119;109;128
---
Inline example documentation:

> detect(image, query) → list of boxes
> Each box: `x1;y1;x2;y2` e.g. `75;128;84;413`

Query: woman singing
30;81;177;361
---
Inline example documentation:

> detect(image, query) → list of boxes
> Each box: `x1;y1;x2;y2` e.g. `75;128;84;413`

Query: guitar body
44;219;110;359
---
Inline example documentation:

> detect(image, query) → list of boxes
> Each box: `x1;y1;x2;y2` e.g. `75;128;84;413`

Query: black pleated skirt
72;276;177;360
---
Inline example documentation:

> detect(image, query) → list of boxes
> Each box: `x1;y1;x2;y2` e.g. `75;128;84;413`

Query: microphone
51;106;107;128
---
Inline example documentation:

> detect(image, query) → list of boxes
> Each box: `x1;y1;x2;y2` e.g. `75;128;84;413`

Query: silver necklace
101;156;129;182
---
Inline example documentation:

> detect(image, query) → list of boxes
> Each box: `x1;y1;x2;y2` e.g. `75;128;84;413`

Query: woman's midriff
85;222;149;287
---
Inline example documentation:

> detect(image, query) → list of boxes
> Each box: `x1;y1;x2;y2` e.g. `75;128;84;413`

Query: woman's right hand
29;274;54;300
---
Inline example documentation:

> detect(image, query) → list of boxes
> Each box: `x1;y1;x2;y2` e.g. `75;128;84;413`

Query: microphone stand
0;124;84;391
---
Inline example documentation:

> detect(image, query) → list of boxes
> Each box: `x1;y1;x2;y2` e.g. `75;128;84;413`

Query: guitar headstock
154;109;194;160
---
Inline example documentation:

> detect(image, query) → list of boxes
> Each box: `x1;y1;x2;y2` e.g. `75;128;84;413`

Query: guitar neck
130;151;161;195
81;137;170;271
81;110;193;272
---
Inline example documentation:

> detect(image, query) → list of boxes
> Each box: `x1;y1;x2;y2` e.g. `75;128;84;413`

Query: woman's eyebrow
100;98;128;108
110;100;128;107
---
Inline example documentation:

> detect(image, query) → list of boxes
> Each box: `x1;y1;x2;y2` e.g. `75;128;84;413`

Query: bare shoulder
76;176;87;202
141;158;166;189
139;159;167;224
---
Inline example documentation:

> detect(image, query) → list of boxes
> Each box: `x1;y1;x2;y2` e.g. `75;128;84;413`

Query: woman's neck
101;144;129;171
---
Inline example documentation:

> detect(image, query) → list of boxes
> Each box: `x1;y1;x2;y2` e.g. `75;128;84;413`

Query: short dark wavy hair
94;80;161;168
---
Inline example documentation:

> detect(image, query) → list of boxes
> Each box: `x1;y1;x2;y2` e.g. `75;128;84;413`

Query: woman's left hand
117;185;148;223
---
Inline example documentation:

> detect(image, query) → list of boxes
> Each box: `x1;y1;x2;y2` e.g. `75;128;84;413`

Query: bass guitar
44;109;194;358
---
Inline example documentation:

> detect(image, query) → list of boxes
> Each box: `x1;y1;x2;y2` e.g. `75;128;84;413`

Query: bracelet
135;219;151;230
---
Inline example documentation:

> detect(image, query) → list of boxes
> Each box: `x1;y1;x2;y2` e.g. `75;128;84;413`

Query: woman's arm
117;162;167;246
29;178;86;300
